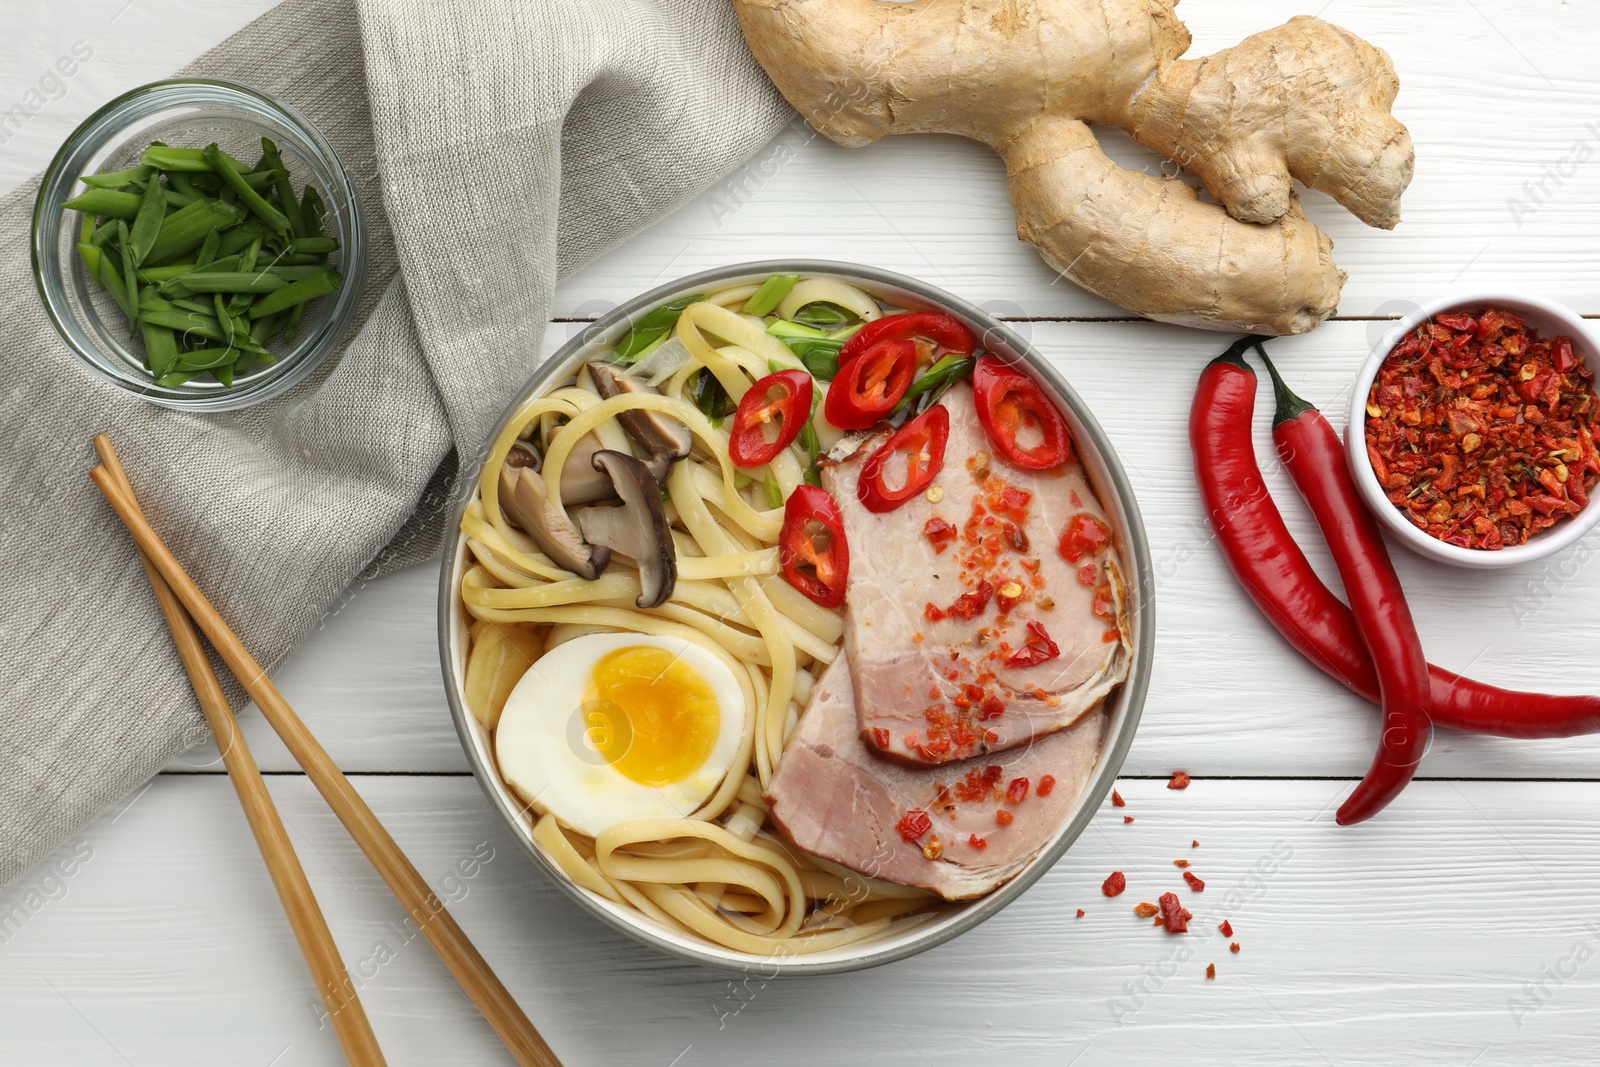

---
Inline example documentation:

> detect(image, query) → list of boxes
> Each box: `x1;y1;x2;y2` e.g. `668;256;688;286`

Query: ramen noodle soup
456;274;1131;955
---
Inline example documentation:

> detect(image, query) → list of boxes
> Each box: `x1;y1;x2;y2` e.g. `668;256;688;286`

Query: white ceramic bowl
438;261;1154;975
1348;290;1600;569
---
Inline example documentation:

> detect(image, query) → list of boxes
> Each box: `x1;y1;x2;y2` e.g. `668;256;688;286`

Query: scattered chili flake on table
1076;908;1085;918
1206;963;1216;980
1158;891;1190;933
1102;870;1127;897
1168;771;1191;790
1192;839;1199;848
1123;815;1135;823
1230;942;1241;953
1183;871;1205;892
1111;789;1126;807
1173;859;1191;868
1134;902;1159;918
1218;920;1233;937
1365;307;1600;549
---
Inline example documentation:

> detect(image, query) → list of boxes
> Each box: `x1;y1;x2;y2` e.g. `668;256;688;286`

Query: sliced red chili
837;311;975;367
825;338;916;429
895;809;931;841
971;355;1072;471
857;404;950;513
728;369;813;468
779;485;849;608
1003;620;1060;668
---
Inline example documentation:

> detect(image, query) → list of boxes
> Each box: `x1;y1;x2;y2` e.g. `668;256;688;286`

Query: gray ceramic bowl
438;261;1154;975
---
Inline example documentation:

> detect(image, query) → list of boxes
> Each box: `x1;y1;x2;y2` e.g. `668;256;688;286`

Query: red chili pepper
837;311;975;367
1007;777;1029;804
1167;771;1190;790
971;355;1072;470
1262;352;1432;826
1182;871;1205;892
857;404;949;513
1003;620;1060;668
778;485;850;608
1102;871;1126;897
1037;774;1056;797
1158;892;1188;933
1189;337;1600;740
728;369;813;468
1111;789;1126;807
1218;920;1233;937
825;338;917;429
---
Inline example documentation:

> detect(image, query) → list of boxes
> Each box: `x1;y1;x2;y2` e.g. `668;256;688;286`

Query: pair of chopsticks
90;435;560;1067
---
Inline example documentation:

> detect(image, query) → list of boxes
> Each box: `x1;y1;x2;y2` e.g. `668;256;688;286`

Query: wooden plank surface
2;775;1597;1066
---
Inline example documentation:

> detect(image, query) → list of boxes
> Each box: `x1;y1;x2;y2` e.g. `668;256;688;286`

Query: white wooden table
6;2;1600;1063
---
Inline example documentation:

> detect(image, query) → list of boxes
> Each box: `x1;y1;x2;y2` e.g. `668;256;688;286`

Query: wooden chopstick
89;445;562;1067
93;436;386;1066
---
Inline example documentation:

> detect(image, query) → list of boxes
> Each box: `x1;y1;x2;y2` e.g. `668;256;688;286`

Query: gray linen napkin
0;0;789;890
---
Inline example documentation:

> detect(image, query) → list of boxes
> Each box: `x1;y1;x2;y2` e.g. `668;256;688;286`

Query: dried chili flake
1173;859;1191;869
1058;512;1111;563
1230;942;1241;953
896;809;931;841
1037;774;1056;797
923;516;958;554
1218;920;1233;937
871;727;891;750
1133;902;1159;918
968;834;987;850
1168;771;1191;790
995;809;1014;827
1003;620;1060;668
1158;892;1188;933
1102;871;1127;897
1206;963;1216;980
945;580;995;621
1123;815;1135;823
1007;777;1030;804
1366;307;1600;549
1076;908;1085;918
1192;840;1200;848
1183;871;1205;892
1111;789;1126;807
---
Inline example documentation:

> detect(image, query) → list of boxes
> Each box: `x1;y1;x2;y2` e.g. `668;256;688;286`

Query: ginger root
732;1;1414;335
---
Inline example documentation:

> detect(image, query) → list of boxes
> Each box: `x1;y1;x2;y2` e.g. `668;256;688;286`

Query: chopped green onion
615;294;705;362
742;274;799;317
764;475;784;509
792;301;857;329
890;354;978;419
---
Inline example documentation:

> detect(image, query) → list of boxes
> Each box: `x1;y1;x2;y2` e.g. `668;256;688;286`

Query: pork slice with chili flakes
764;655;1105;900
819;384;1132;767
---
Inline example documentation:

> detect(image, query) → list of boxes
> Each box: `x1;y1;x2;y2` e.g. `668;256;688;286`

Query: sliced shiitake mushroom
499;452;610;580
511;432;673;506
576;450;677;609
586;361;693;463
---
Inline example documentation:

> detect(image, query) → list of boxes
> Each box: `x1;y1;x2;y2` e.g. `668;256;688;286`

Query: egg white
494;632;745;837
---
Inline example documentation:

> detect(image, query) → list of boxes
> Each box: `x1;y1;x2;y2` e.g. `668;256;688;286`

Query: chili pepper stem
1209;333;1270;371
1256;345;1318;424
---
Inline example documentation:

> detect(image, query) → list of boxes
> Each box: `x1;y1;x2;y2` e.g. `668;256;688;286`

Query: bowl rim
436;259;1155;974
30;77;366;412
1347;289;1600;569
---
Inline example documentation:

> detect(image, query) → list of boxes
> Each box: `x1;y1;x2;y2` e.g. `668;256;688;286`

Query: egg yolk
582;646;721;787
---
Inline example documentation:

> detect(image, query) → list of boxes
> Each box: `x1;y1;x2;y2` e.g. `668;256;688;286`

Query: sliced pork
820;383;1131;767
765;655;1105;900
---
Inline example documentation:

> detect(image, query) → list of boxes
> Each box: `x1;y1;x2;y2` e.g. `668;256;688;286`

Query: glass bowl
437;261;1155;975
31;79;366;411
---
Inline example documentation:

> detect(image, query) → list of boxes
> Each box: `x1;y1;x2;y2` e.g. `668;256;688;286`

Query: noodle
461;275;940;955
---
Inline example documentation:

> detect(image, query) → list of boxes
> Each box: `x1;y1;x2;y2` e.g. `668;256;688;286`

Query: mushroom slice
586;361;693;462
511;432;639;507
499;454;610;580
576;450;677;609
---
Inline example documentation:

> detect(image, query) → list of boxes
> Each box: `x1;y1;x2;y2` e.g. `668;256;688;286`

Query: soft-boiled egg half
494;633;746;837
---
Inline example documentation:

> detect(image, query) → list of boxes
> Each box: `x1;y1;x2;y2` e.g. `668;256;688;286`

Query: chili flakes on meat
1365;308;1600;549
